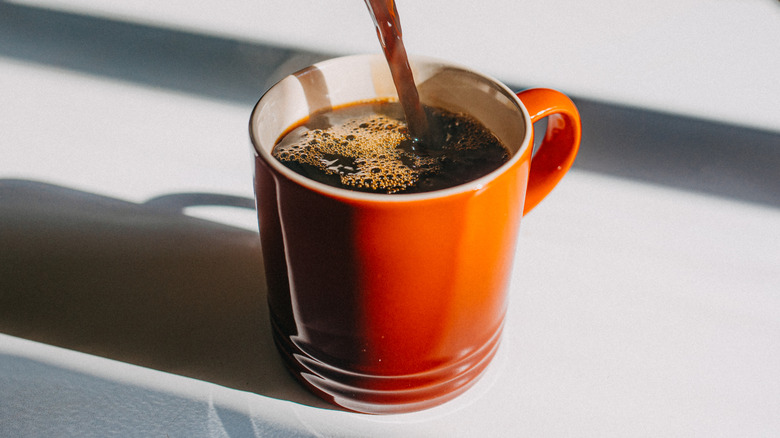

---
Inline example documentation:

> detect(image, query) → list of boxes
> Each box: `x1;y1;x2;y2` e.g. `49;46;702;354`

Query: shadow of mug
0;179;331;409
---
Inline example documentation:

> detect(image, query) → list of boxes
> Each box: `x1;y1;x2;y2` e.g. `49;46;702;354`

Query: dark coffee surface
272;100;510;194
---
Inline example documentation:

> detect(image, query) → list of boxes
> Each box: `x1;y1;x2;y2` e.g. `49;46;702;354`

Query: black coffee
272;100;510;194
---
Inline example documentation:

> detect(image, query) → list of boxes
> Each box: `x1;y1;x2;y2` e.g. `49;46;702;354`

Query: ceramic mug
249;54;581;414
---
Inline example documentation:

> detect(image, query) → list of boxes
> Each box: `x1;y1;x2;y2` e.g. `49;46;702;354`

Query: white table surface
12;0;780;133
2;2;779;437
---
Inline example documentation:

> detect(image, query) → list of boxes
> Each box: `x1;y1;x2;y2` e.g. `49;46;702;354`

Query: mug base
270;322;503;414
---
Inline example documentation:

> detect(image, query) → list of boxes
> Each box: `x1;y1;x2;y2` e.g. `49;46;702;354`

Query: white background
12;0;780;132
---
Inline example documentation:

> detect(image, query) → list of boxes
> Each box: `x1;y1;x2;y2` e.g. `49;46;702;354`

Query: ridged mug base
271;319;503;414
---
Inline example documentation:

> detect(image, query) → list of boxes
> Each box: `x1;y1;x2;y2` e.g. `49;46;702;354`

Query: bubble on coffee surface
273;102;510;194
274;113;435;193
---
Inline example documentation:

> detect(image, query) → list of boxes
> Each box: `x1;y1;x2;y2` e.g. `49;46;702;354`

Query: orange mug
250;54;580;414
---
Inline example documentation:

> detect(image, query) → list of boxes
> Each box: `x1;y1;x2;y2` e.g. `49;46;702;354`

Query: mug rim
249;53;533;203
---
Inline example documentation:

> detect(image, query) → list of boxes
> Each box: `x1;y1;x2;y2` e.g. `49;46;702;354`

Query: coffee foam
274;114;434;193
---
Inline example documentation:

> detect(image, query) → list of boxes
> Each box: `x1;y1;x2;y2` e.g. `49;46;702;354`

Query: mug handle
516;88;582;215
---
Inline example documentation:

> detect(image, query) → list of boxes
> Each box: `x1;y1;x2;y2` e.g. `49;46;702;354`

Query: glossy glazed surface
250;55;580;413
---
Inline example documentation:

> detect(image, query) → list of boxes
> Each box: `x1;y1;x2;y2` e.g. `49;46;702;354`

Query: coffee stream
271;1;511;194
364;0;429;146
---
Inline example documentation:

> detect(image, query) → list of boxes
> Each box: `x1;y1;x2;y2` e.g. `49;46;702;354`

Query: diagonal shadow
569;99;780;207
0;178;331;410
2;2;778;208
0;1;331;105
